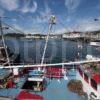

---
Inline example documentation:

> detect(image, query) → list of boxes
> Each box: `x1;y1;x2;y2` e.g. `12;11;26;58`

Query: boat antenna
0;17;11;67
41;15;56;65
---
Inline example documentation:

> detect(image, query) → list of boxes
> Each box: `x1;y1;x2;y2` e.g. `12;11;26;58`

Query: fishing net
67;79;83;95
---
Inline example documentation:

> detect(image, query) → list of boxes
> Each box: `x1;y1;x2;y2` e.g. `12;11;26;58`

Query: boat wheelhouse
21;69;46;92
77;61;100;100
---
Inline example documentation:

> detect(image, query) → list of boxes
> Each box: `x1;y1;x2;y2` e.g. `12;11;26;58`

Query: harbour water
4;38;99;64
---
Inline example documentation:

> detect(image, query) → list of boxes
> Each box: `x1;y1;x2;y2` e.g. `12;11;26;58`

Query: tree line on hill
0;30;100;38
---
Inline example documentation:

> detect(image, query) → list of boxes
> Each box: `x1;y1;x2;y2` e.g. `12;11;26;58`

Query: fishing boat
0;16;100;100
90;42;100;51
96;47;100;51
77;55;100;100
90;42;100;46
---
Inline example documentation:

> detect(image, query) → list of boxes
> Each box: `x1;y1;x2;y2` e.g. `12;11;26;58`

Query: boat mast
41;15;56;65
0;17;11;67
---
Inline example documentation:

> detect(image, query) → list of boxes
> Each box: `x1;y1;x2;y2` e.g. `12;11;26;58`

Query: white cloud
65;0;80;12
0;8;5;16
21;7;29;13
34;2;52;24
54;27;72;34
53;19;100;34
0;0;37;13
73;19;100;32
12;23;40;34
30;2;37;13
21;1;37;13
41;2;52;18
34;16;47;23
0;0;19;11
9;23;27;34
51;19;100;34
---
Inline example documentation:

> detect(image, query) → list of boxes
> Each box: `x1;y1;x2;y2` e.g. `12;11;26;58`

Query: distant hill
93;30;100;34
2;33;25;38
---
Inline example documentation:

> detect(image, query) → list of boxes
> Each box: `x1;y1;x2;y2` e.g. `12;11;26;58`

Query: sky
0;0;100;34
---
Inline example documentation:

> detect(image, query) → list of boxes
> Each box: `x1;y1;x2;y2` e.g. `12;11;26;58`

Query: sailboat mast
0;17;10;66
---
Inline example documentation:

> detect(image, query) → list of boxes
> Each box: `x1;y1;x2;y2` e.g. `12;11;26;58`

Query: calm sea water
1;38;99;64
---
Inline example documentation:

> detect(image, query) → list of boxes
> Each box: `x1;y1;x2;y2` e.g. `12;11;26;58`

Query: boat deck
37;78;77;100
0;70;77;100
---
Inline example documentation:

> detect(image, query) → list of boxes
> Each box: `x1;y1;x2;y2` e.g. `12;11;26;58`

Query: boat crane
38;15;56;71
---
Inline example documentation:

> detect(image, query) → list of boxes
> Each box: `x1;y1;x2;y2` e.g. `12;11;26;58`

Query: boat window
91;79;97;90
84;73;89;83
22;80;43;91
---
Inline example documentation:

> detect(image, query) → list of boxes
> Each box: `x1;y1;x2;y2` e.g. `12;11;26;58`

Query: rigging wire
0;16;35;20
58;20;72;33
2;21;26;34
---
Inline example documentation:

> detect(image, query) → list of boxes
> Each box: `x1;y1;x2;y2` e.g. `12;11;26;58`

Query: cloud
65;0;80;12
21;1;37;13
0;8;5;16
73;19;100;32
52;18;100;34
12;23;41;34
41;2;52;18
0;0;19;11
34;2;52;24
54;27;72;34
0;0;37;13
34;16;47;23
8;23;27;34
50;19;100;34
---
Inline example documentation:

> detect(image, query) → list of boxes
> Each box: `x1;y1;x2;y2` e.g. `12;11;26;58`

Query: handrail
0;59;100;69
